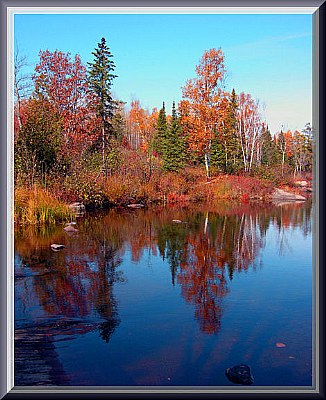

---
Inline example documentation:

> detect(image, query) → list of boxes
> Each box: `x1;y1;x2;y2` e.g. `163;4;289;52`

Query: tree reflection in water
15;224;124;384
14;200;312;384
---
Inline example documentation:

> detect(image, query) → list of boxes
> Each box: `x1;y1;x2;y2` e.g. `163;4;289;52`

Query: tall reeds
14;186;74;225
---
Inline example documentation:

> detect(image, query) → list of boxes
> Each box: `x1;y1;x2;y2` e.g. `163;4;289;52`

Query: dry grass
14;186;74;225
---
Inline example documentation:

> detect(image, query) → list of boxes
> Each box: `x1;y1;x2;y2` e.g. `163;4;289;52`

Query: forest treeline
14;37;313;214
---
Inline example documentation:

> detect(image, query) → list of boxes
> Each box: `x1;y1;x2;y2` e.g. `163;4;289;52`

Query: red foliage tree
33;50;98;158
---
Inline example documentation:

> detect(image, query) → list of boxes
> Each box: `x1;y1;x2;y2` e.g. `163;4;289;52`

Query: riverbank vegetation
14;187;74;225
14;38;313;223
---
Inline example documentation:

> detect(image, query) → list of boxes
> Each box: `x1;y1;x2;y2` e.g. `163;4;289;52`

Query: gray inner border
1;0;323;397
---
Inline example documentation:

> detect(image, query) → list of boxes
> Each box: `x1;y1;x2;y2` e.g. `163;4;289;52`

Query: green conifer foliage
153;102;168;155
261;127;279;166
87;37;117;174
162;102;186;172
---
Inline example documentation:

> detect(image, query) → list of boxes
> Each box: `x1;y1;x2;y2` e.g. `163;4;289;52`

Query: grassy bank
15;187;75;225
14;172;281;225
15;164;313;225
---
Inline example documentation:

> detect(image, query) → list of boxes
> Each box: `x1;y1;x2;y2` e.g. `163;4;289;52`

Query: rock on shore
271;188;306;201
68;202;85;215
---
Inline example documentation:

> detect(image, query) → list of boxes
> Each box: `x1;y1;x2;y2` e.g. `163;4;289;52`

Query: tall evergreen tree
88;37;117;174
162;102;186;172
261;127;279;166
153;102;168;155
210;130;225;172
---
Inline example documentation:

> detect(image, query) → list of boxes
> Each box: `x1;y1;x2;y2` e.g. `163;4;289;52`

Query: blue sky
13;13;312;134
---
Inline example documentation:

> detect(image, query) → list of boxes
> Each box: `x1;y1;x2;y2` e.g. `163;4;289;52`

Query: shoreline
14;174;312;225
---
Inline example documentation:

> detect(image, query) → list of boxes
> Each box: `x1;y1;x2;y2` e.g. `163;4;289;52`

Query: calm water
14;201;313;387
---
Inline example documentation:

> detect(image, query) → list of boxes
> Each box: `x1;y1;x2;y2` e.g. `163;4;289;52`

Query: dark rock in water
50;244;65;251
225;364;254;385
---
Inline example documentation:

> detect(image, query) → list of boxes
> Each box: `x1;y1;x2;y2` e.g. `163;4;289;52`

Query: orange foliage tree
181;48;227;179
126;100;158;152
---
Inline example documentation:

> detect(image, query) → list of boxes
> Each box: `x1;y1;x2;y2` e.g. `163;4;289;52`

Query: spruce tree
162;102;185;172
261;127;279;166
210;130;226;172
88;37;117;174
153;102;168;156
225;88;241;172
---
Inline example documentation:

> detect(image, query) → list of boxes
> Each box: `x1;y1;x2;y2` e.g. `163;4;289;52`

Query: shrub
212;175;274;200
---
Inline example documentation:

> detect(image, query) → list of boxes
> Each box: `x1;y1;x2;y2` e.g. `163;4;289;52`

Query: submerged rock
225;364;254;385
50;244;65;251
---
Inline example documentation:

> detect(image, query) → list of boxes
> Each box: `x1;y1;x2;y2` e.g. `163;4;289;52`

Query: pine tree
225;88;241;172
153;102;168;155
261;127;279;166
162;102;185;172
210;130;226;172
88;37;117;175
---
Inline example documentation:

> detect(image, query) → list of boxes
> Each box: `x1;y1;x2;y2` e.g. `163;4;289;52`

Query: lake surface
14;201;313;387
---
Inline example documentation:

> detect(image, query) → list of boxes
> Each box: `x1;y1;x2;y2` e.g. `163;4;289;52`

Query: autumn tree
276;130;293;177
33;50;96;160
15;98;62;186
14;47;32;132
125;100;158;151
236;92;264;173
211;89;240;173
289;129;313;176
181;48;227;179
124;100;160;183
88;37;117;175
